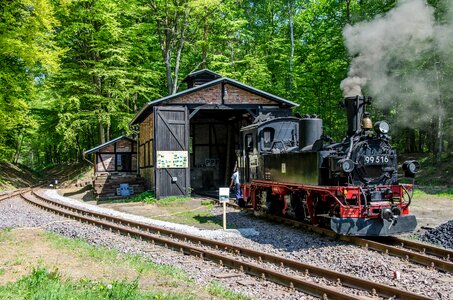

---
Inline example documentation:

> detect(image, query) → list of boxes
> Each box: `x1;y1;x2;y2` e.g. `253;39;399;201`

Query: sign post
219;187;230;230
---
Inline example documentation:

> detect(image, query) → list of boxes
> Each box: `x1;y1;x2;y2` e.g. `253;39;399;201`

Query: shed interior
189;109;250;195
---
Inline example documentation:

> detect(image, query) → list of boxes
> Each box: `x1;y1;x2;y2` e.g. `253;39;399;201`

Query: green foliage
48;0;162;159
128;191;158;203
100;191;192;206
0;266;199;299
0;228;13;242
156;209;220;228
0;0;61;162
1;0;451;168
0;266;138;299
413;189;453;200
207;281;249;300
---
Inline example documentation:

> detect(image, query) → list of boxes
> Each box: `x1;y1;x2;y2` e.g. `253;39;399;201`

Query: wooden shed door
154;106;190;199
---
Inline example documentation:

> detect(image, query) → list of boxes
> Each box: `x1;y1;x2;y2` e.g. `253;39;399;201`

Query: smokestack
343;96;368;136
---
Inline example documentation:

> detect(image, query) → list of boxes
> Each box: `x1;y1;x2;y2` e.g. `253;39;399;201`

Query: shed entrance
189;109;249;196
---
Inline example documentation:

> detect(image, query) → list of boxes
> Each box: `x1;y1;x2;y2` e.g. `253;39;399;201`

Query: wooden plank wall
139;113;154;190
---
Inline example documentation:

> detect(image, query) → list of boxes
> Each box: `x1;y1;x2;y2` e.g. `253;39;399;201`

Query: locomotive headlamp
402;160;420;178
338;158;354;173
374;121;390;134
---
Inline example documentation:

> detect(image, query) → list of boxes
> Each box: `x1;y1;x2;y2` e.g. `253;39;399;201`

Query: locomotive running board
330;215;417;236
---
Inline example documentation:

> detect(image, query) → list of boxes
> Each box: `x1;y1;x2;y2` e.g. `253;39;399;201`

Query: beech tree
47;0;161;161
148;0;221;94
0;0;60;161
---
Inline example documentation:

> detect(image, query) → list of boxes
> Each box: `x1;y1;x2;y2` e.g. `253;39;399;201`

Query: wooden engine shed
84;136;144;199
130;69;297;198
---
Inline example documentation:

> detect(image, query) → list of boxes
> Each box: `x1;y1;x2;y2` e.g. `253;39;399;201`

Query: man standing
230;167;243;205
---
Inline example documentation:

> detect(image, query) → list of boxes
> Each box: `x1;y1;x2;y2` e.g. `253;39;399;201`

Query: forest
1;0;452;169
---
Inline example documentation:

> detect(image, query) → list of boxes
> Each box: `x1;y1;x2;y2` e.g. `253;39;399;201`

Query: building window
116;154;132;171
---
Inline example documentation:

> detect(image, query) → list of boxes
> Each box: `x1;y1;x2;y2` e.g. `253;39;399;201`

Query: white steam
341;0;453;127
340;76;367;97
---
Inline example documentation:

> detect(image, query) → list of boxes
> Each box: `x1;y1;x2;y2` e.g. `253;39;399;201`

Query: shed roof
130;74;298;125
84;136;136;155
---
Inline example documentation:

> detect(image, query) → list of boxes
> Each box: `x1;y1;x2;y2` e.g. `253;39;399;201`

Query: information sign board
219;187;230;203
156;151;188;168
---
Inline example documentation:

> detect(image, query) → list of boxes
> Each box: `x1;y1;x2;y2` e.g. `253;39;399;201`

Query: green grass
0;228;13;242
155;207;222;228
44;232;190;280
98;191;192;206
436;189;453;197
0;266;194;300
0;267;249;300
413;189;453;200
0;231;247;299
207;281;249;300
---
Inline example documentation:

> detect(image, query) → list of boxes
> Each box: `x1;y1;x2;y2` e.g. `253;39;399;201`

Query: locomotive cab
239;115;300;184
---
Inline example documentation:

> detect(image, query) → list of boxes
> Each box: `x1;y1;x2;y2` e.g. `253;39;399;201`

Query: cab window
245;134;253;153
262;128;275;150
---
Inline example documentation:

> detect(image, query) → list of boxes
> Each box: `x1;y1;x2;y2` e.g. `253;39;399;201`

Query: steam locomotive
238;96;420;236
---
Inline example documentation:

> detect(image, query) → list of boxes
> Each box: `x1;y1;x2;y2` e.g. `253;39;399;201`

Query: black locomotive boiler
238;96;419;236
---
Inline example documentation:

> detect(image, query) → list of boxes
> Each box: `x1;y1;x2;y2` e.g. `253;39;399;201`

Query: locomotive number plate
363;155;389;165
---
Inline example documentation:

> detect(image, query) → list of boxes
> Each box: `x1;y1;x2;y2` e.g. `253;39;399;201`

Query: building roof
181;69;222;83
84;136;136;155
130;73;299;125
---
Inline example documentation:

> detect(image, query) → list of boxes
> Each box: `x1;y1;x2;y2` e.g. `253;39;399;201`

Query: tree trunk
164;53;173;94
288;1;294;99
201;6;208;69
434;62;444;163
346;0;351;24
13;133;24;164
407;129;416;153
435;111;444;162
98;118;105;145
106;123;110;142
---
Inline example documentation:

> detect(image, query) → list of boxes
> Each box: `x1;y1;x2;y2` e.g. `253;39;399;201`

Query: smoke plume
341;0;453;128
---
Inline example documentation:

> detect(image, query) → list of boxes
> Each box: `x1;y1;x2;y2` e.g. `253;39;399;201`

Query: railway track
0;188;30;201
4;189;432;299
225;201;453;274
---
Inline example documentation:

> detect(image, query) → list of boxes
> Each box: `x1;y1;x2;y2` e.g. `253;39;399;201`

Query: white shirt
231;171;240;185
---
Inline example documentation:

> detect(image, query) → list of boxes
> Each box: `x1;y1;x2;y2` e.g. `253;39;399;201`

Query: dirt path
410;194;453;231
